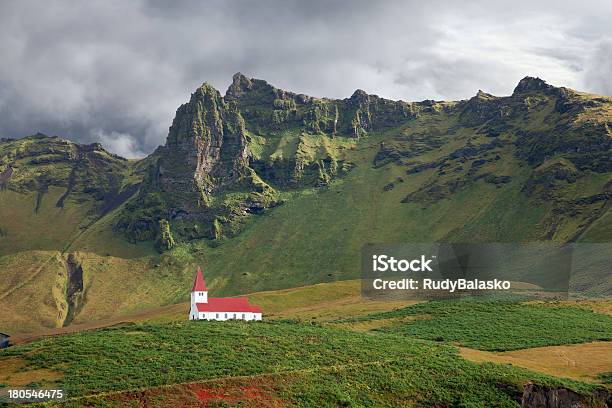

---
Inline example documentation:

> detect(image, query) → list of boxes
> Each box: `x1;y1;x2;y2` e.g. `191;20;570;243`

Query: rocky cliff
116;73;442;247
116;82;278;245
2;74;610;252
521;383;610;408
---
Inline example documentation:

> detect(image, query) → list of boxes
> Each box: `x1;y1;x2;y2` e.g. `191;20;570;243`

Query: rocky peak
475;90;496;100
161;81;251;201
513;76;552;95
225;72;253;100
459;89;505;125
167;83;224;148
225;73;282;110
350;89;370;102
117;80;279;245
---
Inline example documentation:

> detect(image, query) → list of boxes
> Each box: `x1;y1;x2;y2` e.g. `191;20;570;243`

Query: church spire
192;266;207;292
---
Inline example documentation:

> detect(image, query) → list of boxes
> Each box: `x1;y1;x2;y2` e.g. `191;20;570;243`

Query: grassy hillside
88;108;607;297
0;188;93;254
0;250;193;335
461;342;612;385
175;126;545;295
0;251;67;333
347;297;612;351
2;280;610;406
2;279;418;345
0;319;604;407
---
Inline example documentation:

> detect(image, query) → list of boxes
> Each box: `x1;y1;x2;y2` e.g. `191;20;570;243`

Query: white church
189;267;263;321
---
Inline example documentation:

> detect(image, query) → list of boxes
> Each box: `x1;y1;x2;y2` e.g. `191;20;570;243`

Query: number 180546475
5;389;65;401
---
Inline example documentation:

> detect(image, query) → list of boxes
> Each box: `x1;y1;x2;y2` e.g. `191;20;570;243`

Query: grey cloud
0;0;611;157
584;39;612;96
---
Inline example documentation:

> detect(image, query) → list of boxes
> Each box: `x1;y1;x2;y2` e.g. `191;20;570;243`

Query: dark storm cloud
0;0;611;158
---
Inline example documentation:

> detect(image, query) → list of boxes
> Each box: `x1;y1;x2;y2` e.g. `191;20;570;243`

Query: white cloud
95;130;146;159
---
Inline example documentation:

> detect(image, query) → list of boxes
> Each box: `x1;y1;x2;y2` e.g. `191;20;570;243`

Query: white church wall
192;291;207;304
191;311;262;321
189;304;197;320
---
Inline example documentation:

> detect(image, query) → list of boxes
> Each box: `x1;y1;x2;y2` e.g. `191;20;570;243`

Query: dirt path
460;341;612;383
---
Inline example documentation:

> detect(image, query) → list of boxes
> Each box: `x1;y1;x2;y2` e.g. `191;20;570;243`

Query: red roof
192;267;208;291
196;297;262;313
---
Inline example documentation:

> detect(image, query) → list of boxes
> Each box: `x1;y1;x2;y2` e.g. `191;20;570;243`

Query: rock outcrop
521;384;610;408
117;81;280;245
159;83;253;210
513;76;554;95
227;72;422;139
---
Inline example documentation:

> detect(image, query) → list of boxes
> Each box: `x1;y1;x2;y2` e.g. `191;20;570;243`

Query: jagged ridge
2;74;611;251
114;73;459;247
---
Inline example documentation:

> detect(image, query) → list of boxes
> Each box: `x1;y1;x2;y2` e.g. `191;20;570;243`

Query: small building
0;332;10;349
188;267;262;321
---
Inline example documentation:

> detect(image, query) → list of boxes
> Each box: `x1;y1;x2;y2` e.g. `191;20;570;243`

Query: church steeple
191;266;208;304
192;266;207;292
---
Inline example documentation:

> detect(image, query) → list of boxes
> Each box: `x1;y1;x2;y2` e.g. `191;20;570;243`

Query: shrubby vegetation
1;319;600;406
350;298;612;351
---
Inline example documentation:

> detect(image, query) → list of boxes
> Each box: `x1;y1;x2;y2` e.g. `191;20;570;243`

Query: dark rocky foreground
521;383;611;408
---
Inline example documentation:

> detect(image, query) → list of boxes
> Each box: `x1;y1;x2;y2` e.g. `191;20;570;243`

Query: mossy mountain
1;74;611;249
1;74;610;251
0;74;611;333
114;72;454;248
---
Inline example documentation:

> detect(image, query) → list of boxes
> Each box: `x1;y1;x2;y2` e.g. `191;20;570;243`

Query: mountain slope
0;75;610;333
0;134;146;254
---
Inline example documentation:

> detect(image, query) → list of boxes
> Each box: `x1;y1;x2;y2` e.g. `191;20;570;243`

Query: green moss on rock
155;219;175;252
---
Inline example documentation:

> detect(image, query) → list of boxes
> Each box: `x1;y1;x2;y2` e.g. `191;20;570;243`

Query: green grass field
349;298;612;351
0;319;602;407
1;280;611;406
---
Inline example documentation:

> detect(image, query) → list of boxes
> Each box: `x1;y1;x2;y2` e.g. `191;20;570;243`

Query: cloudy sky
1;0;611;157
